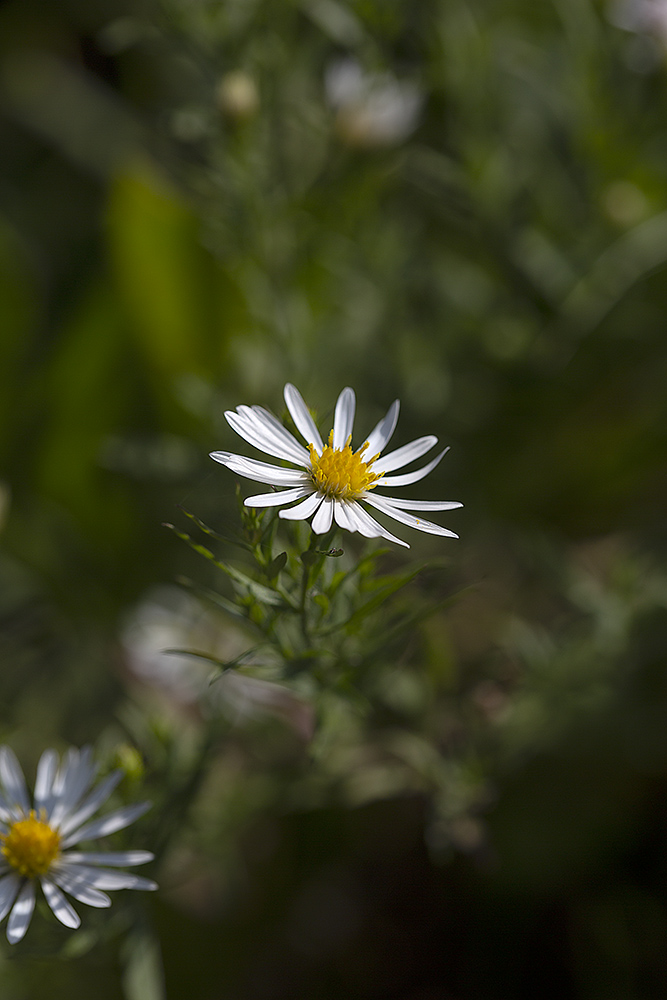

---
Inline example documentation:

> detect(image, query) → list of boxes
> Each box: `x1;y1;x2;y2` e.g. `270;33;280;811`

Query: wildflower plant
170;384;461;674
160;384;480;851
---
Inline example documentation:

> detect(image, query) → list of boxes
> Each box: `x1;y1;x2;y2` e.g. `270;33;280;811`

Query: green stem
299;530;318;644
299;526;338;645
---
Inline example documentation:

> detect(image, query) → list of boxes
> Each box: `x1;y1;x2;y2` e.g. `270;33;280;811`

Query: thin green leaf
163;646;262;671
176;504;251;550
327;565;425;634
326;548;390;599
175;576;248;620
369;585;472;652
266;551;287;580
164;523;286;605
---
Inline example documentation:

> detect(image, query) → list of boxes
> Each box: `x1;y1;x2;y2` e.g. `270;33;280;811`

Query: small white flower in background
212;673;315;742
608;0;667;39
325;59;422;147
216;69;260;121
0;745;156;943
123;588;314;737
122;586;231;707
210;383;461;548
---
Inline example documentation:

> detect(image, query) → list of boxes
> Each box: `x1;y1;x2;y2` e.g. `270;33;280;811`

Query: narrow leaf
266;551;287;580
164;524;285;605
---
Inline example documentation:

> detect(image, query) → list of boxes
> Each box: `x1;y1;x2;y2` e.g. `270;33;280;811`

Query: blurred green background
2;0;667;996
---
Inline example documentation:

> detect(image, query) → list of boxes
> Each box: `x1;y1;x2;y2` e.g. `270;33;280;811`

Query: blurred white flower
325;59;422;147
212;673;315;741
122;588;313;738
608;0;667;39
0;745;156;943
211;383;461;548
121;586;230;706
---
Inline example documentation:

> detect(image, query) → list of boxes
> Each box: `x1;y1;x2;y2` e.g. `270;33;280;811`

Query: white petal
363;494;459;537
61;851;154;867
226;409;309;467
99;872;158;891
377;447;449;487
244;487;312;508
0;796;16;824
311;496;334;533
333;501;358;532
249;405;312;465
278;492;324;521
56;863;157;891
61;801;151;849
225;410;292;463
0;747;30;816
345;501;381;538
34;750;58;814
49;747;98;828
372;497;463;511
347;501;410;548
41;879;81;929
241;406;312;466
228;461;307;487
58;770;123;839
372;435;437;474
50;870;111;908
333;387;356;449
61;747;96;802
284;384;323;451
6;881;35;944
362;399;400;458
211;453;307;487
49;748;75;801
0;873;20;923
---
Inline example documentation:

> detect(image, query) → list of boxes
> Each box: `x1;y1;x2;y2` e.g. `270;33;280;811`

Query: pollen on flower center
1;811;61;878
309;431;380;500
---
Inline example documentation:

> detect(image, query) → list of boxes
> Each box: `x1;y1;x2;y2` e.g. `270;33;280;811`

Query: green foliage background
2;0;667;996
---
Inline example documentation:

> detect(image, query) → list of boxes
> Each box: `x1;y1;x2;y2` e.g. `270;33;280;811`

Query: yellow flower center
309;431;380;500
1;811;61;878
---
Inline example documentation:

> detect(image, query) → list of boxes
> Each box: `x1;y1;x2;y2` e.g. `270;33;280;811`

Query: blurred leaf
177;504;251;550
0;217;37;460
107;166;230;378
266;550;288;579
1;52;143;177
557;210;667;340
164;523;288;606
324;566;425;634
121;921;165;1000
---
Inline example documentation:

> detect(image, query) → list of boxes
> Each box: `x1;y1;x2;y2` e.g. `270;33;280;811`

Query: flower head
210;383;461;548
325;59;422;148
0;745;156;943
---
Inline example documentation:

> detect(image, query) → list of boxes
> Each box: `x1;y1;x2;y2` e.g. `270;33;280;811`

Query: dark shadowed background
2;0;667;996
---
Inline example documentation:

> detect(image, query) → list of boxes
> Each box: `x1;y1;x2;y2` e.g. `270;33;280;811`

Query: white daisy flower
0;745;157;944
210;383;462;549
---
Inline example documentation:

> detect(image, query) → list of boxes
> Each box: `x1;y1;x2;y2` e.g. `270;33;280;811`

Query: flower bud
216;70;260;121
